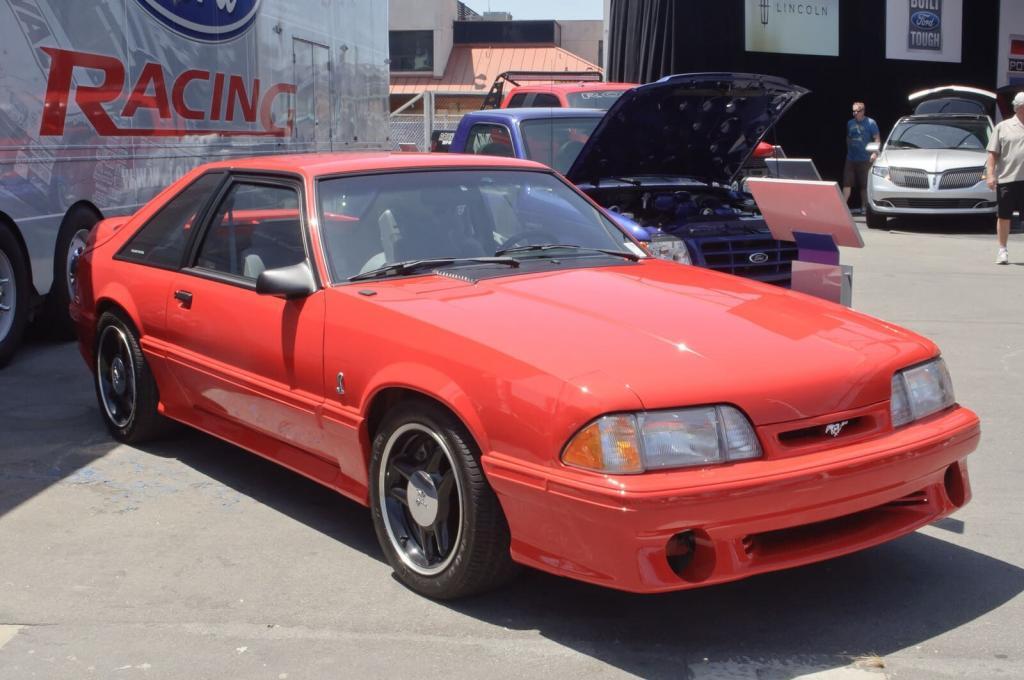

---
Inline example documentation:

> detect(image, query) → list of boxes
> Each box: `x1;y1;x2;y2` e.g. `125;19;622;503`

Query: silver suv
866;86;996;229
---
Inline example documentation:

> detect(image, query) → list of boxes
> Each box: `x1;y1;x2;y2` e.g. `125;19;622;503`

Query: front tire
0;224;31;368
865;205;887;229
369;400;518;599
94;310;169;444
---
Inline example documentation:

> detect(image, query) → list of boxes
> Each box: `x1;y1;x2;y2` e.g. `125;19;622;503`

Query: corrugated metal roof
390;45;602;95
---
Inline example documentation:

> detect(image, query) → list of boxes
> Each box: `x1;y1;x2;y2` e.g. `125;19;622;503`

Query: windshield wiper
494;243;640;261
348;256;520;282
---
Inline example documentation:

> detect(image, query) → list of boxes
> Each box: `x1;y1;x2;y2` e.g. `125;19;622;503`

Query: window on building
390;31;434;72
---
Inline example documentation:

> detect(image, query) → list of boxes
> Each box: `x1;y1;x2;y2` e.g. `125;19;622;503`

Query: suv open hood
565;73;808;186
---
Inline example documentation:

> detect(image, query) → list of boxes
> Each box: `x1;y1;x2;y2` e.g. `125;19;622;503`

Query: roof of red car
509;82;636;93
199;152;549;176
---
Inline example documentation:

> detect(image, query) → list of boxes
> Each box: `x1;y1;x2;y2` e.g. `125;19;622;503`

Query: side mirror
865;141;881;154
256;261;316;299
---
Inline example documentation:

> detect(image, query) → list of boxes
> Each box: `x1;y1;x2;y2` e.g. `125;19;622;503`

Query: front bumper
483;406;979;593
868;174;995;215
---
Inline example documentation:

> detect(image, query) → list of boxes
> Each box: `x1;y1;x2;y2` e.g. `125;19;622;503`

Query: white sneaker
997;247;1009;265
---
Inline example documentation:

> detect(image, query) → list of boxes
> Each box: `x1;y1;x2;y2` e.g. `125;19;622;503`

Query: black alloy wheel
94;311;170;443
369;400;518;599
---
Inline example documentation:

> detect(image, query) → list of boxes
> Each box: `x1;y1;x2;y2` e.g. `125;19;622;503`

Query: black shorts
843;159;870;189
997;181;1024;219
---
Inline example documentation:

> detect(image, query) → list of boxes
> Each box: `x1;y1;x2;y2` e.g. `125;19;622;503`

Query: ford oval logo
910;11;940;31
134;0;261;42
749;252;769;264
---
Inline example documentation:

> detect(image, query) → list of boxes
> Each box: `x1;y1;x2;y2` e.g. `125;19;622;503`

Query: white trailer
0;0;390;365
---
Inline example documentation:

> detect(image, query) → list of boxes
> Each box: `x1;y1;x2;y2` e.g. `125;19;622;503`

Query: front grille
889;167;929;188
886;198;983;209
696;236;798;285
938;167;984;190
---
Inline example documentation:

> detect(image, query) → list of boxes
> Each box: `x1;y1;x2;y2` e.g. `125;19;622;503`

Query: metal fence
390;92;483;151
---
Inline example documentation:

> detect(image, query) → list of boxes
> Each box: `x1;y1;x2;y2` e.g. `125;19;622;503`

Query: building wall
559;20;603;67
389;0;457;78
608;0;1000;185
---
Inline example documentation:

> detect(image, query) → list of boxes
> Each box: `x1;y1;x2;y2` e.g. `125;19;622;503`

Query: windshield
317;170;632;282
887;119;990;150
566;90;626;110
520;117;601;174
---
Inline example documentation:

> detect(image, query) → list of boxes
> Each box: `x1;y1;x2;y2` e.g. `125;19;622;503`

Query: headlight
562;405;761;474
871;165;889;179
648;232;692;265
891;358;956;427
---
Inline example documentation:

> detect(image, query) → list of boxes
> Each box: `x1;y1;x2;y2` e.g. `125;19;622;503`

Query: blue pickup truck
448;73;808;285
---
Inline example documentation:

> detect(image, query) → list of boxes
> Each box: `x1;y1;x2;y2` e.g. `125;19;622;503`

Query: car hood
565;73;808;186
879;148;986;172
354;261;935;425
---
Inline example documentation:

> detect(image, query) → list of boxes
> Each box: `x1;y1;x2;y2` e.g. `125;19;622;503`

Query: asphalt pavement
1;216;1022;680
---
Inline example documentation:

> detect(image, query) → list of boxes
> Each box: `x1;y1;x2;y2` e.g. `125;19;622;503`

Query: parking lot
1;218;1022;680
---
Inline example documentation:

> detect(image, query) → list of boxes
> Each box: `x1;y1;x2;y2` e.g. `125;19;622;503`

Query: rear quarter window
117;172;223;269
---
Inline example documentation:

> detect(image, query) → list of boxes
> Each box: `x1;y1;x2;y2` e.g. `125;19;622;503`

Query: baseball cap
1013;92;1024;108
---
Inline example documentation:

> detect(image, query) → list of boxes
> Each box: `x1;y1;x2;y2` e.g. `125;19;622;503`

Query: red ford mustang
70;153;979;599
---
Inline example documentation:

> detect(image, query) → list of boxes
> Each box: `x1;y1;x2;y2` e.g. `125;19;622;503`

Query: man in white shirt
986;92;1024;264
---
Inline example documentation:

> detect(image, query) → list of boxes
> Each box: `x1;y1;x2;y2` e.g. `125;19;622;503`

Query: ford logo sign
135;0;261;42
748;252;769;264
910;11;940;31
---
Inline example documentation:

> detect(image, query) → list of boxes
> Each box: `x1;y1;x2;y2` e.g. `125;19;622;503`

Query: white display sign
744;0;839;57
885;0;962;63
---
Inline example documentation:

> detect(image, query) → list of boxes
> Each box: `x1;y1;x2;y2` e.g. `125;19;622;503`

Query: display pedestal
744;178;864;307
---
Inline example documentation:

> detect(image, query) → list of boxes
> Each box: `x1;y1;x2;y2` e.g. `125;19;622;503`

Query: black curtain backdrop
608;0;1000;184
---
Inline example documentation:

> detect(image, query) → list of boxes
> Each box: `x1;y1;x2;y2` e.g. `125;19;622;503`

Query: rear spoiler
481;70;604;109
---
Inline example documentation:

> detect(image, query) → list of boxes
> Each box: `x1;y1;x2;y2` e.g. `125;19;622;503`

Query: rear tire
865;205;887;229
47;205;100;340
369;399;518;599
0;224;30;368
94;310;170;444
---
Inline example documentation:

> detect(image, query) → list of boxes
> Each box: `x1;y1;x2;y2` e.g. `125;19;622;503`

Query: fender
360;361;492;457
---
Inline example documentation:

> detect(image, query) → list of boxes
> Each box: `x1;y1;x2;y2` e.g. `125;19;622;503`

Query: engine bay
583;183;770;236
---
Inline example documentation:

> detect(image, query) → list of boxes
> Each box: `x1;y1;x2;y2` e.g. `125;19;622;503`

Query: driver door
162;175;332;477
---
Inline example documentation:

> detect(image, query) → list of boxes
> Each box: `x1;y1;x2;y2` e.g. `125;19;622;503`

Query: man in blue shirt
843;102;880;215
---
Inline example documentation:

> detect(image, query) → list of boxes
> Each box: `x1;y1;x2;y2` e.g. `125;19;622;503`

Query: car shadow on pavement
876;214;1001;236
0;340;119;519
449;535;1024;678
141;428;384;560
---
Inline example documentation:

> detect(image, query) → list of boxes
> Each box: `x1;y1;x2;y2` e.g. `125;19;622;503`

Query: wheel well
366;387;466;444
0;211;35;295
64;200;103;222
95;299;132;328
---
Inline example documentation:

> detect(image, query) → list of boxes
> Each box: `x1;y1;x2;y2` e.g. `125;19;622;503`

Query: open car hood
565;73;808;186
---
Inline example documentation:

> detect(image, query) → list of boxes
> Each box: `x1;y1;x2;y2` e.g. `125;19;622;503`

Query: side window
118;173;222;268
532;93;561;107
194;181;305;281
465;124;514;157
507;93;530;108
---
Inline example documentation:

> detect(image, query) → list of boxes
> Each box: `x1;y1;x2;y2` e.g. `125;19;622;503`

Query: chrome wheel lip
0;248;15;341
96;324;135;429
65;228;90;304
378;422;464;577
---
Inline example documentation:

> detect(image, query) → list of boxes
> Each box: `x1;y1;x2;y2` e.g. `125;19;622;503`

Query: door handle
174;289;193;309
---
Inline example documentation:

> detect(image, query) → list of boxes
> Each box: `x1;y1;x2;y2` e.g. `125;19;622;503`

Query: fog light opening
944;463;967;508
665;531;696;575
